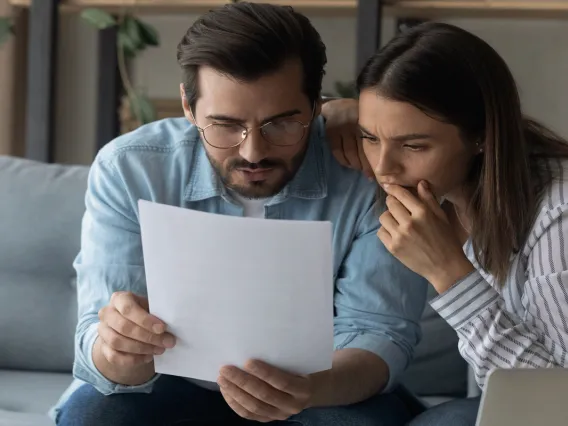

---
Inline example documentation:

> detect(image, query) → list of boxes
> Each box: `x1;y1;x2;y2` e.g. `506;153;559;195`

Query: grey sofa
0;155;479;426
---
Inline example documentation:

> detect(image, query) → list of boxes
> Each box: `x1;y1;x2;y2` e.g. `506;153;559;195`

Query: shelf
8;0;358;15
10;0;568;18
385;1;568;18
8;0;232;14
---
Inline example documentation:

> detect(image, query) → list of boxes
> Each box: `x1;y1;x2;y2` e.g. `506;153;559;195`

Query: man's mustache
228;159;286;170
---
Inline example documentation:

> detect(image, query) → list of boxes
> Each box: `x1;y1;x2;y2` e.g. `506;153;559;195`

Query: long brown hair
357;22;568;285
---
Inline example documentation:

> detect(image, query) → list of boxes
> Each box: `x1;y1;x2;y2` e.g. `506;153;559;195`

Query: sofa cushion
0;370;73;415
0;157;88;372
400;285;468;397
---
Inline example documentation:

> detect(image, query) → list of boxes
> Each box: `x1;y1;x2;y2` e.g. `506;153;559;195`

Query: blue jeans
406;397;481;426
56;375;414;426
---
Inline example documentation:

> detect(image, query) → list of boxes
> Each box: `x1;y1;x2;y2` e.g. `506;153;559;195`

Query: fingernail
162;335;175;348
422;181;429;190
153;323;165;334
144;355;154;363
154;347;165;355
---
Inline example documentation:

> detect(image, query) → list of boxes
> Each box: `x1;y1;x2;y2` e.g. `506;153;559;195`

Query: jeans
56;375;414;426
406;397;481;426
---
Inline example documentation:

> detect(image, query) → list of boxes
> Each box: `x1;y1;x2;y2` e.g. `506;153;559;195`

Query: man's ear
180;83;194;124
314;99;323;118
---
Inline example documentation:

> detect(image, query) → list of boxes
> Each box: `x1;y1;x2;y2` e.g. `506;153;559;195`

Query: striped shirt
431;158;568;390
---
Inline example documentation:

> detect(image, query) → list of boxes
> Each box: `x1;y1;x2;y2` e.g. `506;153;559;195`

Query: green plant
0;16;14;46
81;8;160;126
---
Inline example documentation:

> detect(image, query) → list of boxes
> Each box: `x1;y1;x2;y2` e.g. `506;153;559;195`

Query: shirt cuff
334;332;408;393
73;322;161;395
430;269;500;329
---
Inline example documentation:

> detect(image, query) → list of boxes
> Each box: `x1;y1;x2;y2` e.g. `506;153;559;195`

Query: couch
0;155;479;426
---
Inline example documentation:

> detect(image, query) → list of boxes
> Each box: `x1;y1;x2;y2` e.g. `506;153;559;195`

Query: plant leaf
118;31;138;59
136;19;159;47
130;92;156;125
80;9;116;30
123;15;144;51
0;17;14;46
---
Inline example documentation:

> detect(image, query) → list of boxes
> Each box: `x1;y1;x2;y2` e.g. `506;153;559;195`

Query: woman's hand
321;98;373;179
377;181;475;293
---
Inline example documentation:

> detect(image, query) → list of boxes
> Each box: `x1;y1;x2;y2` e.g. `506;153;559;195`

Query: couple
54;3;568;426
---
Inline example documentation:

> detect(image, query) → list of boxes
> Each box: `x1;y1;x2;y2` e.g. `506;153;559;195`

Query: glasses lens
262;121;305;146
203;124;246;148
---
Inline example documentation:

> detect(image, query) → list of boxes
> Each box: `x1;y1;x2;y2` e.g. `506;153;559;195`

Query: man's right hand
94;291;176;384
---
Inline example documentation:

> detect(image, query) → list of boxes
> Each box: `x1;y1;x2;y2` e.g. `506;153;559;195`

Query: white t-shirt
230;191;267;219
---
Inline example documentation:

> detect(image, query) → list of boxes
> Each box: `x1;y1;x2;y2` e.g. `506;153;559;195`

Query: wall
52;12;568;165
0;0;15;155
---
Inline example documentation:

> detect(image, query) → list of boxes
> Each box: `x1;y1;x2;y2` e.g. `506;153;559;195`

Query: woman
352;22;568;425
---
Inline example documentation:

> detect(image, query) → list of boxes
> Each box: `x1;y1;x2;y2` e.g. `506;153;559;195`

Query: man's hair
177;2;327;111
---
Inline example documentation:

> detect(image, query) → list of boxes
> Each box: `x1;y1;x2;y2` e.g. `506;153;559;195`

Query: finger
382;184;423;214
221;389;274;423
331;134;349;168
98;322;165;355
111;291;166;334
244;360;309;398
377;226;392;249
221;364;299;415
418;180;446;221
385;195;411;223
100;306;175;348
341;133;362;170
218;377;288;421
379;211;399;235
100;339;154;367
357;135;374;179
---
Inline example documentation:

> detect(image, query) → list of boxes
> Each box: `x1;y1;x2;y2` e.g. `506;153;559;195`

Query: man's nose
238;129;270;164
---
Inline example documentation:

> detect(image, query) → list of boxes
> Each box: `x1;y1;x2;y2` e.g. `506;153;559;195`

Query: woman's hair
357;22;568;285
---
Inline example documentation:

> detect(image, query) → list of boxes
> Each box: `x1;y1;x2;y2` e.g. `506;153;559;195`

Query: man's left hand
321;98;373;179
218;360;314;423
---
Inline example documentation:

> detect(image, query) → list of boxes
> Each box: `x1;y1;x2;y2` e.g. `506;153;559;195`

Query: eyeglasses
190;104;315;149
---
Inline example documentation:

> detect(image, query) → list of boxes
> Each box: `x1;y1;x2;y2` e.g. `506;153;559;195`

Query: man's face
182;60;320;199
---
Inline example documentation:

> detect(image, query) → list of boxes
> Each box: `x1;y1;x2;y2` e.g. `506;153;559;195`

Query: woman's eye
361;135;379;144
404;145;425;151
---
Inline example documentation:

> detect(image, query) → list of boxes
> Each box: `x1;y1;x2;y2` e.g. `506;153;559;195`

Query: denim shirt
57;116;427;414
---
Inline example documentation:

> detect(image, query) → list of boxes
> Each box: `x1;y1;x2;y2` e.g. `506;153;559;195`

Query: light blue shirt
54;116;427;417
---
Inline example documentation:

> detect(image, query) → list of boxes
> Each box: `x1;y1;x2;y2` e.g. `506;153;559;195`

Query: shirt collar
184;116;328;203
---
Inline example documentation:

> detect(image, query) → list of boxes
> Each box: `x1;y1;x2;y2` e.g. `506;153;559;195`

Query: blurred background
0;1;567;166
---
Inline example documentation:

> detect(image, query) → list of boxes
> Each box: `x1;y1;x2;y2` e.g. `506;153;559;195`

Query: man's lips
236;168;274;182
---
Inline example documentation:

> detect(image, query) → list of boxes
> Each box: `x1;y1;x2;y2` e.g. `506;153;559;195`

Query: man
54;3;427;425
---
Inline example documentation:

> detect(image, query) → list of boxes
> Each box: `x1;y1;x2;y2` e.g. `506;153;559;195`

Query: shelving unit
8;0;568;162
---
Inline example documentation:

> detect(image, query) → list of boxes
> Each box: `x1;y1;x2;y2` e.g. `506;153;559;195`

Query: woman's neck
444;187;473;239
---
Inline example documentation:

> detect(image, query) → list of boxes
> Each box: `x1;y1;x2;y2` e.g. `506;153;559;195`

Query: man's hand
321;98;373;179
94;291;176;385
218;360;314;423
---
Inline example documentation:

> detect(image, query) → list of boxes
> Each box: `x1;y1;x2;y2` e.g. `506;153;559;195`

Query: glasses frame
189;103;316;149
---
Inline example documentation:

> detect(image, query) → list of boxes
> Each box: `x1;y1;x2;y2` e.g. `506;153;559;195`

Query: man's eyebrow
205;109;302;124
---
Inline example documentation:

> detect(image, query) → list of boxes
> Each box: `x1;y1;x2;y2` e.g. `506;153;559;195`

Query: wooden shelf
385;1;568;18
8;0;358;14
9;0;232;14
10;0;568;18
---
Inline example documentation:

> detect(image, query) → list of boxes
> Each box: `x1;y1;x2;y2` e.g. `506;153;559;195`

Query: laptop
476;368;568;426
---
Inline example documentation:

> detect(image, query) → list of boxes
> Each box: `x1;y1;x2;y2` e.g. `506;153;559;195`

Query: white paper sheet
138;200;334;382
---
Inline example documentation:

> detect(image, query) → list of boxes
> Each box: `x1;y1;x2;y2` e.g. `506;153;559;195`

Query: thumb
418;181;446;221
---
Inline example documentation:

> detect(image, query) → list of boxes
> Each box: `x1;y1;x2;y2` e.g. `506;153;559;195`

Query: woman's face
358;90;479;200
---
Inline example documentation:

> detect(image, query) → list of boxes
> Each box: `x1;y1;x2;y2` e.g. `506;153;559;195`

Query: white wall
53;13;568;165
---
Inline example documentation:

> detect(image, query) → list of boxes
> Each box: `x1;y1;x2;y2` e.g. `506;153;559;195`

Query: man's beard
206;147;307;199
